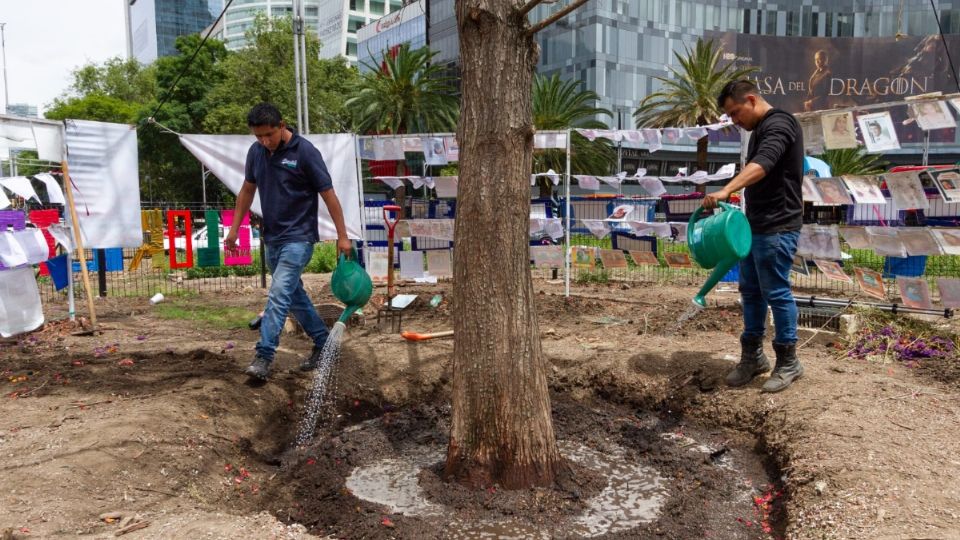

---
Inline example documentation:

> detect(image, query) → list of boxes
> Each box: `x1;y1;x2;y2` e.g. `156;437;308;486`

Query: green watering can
330;248;373;324
686;202;752;308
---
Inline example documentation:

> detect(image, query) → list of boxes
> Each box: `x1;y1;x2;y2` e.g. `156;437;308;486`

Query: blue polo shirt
244;132;333;245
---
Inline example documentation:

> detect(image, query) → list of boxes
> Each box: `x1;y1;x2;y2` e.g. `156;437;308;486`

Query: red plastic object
28;210;60;276
167;210;193;269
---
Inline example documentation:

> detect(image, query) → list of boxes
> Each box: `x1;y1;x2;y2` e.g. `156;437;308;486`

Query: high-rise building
356;0;426;71
219;0;405;65
6;103;38;118
127;0;218;64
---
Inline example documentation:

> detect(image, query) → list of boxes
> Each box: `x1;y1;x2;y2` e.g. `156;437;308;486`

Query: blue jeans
255;242;329;361
739;231;800;345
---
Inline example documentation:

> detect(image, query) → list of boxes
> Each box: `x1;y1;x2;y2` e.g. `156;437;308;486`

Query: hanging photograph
839;226;871;249
897;277;934;310
399;250;425;280
898;228;944;256
931;228;960;255
797;224;842;260
842;175;886;205
572;246;596;269
813;177;854;205
365;250;390;283
821;111;859;149
799;115;825;154
909;100;957;131
936;277;960;309
857;111;900;152
598;249;628;269
530;245;564;268
426;250;452;278
932;168;960;203
883;170;929;210
662;128;682;144
801;175;823;203
791;255;810;276
854;267;887;300
628;250;659;266
422;137;448;166
813;259;852;282
443;136;459;162
433;176;458;198
663;252;693;268
358;138;376;160
865;226;908;257
402;136;422;152
379;137;406;160
607;205;636;221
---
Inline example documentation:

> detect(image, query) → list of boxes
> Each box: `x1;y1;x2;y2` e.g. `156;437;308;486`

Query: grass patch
576;269;611;284
152;301;256;329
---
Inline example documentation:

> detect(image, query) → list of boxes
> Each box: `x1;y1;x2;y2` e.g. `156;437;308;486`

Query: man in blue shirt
226;103;352;381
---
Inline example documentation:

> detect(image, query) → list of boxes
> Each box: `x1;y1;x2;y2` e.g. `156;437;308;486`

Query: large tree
445;0;590;490
633;39;757;181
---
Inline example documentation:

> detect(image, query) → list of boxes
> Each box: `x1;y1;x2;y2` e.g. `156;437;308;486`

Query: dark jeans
739;231;800;345
255;242;329;361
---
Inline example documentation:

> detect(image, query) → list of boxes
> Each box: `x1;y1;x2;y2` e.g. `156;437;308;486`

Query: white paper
33;173;65;205
575;175;600;190
358;138;376;160
575;129;598;141
797;225;842;260
594;129;621;142
0;176;40;202
377;138;405;160
707;163;736;181
365;250;389;281
641;129;662;152
426;250;452;277
857;112;901;153
683;126;708;139
0;232;28;267
47;224;74;251
534;132;567;149
909;100;956;131
0;123;36;151
598;175;623;188
390;294;419;309
580;219;610;239
932;229;960;256
668;222;688;242
865;227;908;257
402;136;422;152
661;128;683;144
434;176;458;198
606;204;635;221
376;176;405;190
12;229;49;265
637;177;666;197
422;138;448;166
801;175;823;203
399;250;425;279
821;112;859;149
443;136;459;162
898;228;944;256
0;266;44;337
842;175;886;205
0;187;9;209
32;123;64;162
883;171;929;211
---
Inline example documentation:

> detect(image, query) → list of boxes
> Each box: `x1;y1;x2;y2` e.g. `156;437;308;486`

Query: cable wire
929;0;960;93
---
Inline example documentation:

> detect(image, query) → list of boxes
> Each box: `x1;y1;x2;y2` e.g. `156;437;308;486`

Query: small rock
620;283;631;290
544;328;556;336
814;480;827;495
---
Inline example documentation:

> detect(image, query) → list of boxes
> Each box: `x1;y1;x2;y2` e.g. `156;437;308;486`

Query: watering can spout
693;259;738;308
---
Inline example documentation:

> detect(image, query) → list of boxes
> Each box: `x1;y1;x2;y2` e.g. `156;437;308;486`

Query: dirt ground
2;275;959;539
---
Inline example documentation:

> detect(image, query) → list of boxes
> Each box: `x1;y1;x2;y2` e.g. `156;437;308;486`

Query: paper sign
628;250;659;266
399;250;425;279
813;259;852;283
909;100;956;131
422;138;448;166
821;111;859;149
932;229;960;255
932;169;960;203
884;171;928;210
426;250;452;278
839;227;870;249
936;277;960;308
531;245;563;268
897;277;933;309
365;250;389;283
434;176;458;198
858;111;901;152
663;252;692;268
898;228;944;256
443;137;459;162
813;177;854;205
598;249;627;269
854;267;886;300
571;246;595;269
842;175;886;205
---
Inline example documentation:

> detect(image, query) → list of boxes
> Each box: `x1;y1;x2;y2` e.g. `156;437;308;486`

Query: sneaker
299;346;322;371
245;355;272;380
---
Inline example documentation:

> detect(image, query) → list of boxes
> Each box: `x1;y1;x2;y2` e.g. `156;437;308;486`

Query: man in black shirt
703;80;804;393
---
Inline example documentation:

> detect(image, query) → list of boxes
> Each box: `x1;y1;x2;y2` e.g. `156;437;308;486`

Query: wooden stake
61;160;98;329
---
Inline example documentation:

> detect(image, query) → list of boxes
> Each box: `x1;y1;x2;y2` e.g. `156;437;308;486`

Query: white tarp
179;133;364;241
65;119;143;248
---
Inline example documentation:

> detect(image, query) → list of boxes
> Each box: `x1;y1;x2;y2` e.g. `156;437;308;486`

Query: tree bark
445;0;561;490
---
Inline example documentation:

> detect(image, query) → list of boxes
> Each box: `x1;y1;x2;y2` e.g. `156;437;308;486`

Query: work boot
245;355;272;380
762;343;804;393
299;346;323;371
726;335;771;387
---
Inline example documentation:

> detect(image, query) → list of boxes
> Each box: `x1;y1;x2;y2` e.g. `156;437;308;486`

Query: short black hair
717;80;759;109
247;103;283;128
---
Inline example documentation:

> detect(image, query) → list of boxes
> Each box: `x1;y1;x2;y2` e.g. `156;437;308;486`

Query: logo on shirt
280;158;298;169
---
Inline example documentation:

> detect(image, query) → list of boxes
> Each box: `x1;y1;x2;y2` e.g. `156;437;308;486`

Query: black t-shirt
245;132;333;245
745;109;804;234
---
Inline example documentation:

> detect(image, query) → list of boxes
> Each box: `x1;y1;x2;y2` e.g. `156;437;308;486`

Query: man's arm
320;188;352;257
702;163;766;209
225;181;257;251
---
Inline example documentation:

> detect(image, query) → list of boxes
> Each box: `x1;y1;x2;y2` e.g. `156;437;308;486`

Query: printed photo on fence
422;137;448;166
932;169;960;203
898;228;944;256
842;175;886;205
801;175;823;203
814;177;854;205
443;136;459;162
839;226;871;249
628;250;659;266
909;100;957;131
931;228;960;256
399;250;425;279
821;111;859;149
936;277;960;309
426;250;452;278
883;171;929;210
572;246;596;269
791;255;810;276
365;251;389;283
402;136;422;152
531;245;564;268
798;225;842;260
897;277;933;310
854;267;887;300
814;259;852;283
866;227;908;257
599;249;628;269
857;111;901;152
607;205;636;221
663;252;692;268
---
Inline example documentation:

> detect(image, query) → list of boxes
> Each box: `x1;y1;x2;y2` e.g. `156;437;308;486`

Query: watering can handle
337;247;359;265
689;200;737;227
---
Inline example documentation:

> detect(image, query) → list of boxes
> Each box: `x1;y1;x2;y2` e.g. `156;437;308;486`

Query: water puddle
344;441;667;538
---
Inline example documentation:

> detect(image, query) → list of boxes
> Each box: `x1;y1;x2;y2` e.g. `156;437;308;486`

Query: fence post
97;249;107;298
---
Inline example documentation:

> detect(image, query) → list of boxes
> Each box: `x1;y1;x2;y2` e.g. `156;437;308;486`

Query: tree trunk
445;0;562;490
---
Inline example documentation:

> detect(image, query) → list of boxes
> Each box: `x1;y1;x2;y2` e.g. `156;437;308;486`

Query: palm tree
633;39;758;180
345;44;459;134
532;73;615;196
817;148;888;176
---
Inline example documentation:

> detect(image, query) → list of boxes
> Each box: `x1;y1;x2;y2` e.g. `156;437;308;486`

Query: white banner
179;133;364;241
65;119;143;248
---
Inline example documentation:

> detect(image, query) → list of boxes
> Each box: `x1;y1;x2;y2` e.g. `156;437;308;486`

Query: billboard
317;0;349;60
708;32;960;144
357;0;427;71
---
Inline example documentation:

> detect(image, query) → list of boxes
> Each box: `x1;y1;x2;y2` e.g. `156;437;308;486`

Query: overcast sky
0;0;127;115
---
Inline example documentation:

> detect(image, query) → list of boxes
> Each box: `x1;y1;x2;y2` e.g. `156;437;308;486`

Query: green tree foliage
345;44;458;134
532;73;615;188
817;148;889;176
204;16;357;134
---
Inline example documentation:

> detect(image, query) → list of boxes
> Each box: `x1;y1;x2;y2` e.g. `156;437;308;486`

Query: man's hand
337;237;352;258
702;189;732;209
224;231;238;253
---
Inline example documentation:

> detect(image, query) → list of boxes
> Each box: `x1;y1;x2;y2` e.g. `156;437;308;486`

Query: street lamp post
0;23;8;114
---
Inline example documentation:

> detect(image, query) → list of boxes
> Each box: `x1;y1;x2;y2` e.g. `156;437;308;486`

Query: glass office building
356;0;426;71
220;0;405;65
128;0;217;64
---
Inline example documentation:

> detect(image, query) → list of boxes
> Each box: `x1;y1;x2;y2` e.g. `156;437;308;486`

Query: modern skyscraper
356;0;426;71
219;0;405;65
127;0;218;64
6;103;38;118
